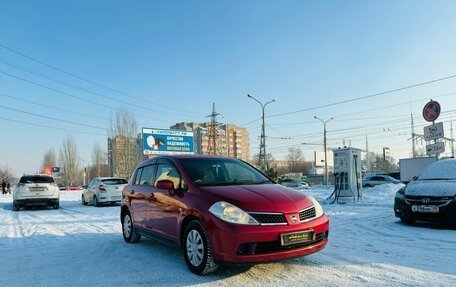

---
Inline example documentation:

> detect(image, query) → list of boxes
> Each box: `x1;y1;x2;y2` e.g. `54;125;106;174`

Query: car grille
299;207;316;222
405;196;452;206
237;231;328;255
249;213;287;225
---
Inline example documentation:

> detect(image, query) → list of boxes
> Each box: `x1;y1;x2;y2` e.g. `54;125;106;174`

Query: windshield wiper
253;179;272;184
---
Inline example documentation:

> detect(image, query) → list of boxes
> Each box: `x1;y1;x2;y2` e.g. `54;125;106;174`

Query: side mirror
156;180;175;196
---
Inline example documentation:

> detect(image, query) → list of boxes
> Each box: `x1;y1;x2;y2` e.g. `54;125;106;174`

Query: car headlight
308;196;324;218
209;201;259;225
395;187;406;199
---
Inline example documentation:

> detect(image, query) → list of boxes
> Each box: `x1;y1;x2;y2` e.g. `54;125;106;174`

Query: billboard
43;166;53;175
142;128;194;155
314;151;334;168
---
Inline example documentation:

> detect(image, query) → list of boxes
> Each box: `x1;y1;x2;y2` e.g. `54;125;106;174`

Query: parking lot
0;185;454;287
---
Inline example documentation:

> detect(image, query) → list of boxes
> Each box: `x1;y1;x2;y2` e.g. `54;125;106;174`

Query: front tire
183;220;218;275
122;210;141;243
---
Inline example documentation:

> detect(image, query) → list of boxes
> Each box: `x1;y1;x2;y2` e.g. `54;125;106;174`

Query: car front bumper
394;196;456;225
207;215;329;264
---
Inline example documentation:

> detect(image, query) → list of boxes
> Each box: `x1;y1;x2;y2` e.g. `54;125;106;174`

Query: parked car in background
300;180;310;189
57;184;67;191
121;156;329;275
362;174;400;187
68;185;84;191
394;159;456;226
82;177;127;207
13;174;60;211
280;178;302;188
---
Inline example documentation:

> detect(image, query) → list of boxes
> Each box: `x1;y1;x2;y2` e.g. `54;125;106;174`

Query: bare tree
59;136;80;186
287;147;305;173
109;107;139;179
0;164;13;181
91;142;107;178
42;148;57;169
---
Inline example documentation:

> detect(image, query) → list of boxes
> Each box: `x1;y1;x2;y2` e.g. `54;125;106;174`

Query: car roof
21;174;53;177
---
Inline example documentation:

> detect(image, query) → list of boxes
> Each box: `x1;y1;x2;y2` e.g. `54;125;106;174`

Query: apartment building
170;122;250;161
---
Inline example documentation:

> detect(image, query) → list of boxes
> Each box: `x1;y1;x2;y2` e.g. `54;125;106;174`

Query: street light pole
314;116;334;186
247;94;275;171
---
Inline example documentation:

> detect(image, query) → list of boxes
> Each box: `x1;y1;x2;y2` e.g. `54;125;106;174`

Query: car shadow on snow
394;219;456;230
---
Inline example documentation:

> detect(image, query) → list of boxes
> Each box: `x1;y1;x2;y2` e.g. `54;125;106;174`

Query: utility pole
314;116;334;186
365;134;370;172
451;121;455;158
411;113;416;158
247;94;275;171
207;103;222;156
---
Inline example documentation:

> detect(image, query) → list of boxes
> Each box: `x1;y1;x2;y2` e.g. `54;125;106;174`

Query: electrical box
332;147;362;199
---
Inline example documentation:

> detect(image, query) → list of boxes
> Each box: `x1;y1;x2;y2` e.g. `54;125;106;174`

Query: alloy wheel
123;214;132;239
186;230;204;267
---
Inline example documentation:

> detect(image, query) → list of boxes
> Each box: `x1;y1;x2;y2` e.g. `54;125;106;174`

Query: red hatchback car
121;156;329;275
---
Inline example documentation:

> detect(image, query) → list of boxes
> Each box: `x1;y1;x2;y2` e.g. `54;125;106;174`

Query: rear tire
122;210;141;243
52;203;60;209
12;202;20;211
81;195;88;205
183;220;218;275
93;196;100;207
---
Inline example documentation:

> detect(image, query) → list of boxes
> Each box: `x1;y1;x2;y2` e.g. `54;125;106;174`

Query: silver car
82;177;127;207
363;174;400;187
13;174;60;211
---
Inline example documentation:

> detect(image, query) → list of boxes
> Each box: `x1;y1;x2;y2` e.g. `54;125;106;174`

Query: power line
0;92;107;121
0;58;199;118
0;42;203;116
0;105;107;131
0;69;170;123
268;74;456;118
0;116;105;137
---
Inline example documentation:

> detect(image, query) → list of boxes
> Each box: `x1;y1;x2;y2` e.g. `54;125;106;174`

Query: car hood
199;184;313;213
405;180;456;197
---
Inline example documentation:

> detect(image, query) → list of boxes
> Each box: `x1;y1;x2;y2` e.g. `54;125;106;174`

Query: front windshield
418;159;456;180
178;158;271;186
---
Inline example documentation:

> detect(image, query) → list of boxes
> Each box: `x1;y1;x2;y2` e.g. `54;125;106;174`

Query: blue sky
1;0;456;175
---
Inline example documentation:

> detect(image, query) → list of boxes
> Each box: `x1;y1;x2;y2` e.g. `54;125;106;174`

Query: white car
82;177;127;207
13;174;60;211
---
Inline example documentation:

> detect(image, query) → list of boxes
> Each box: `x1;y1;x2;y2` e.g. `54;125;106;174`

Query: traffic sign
422;100;441;122
423;122;444;141
426;142;445;156
383;147;391;161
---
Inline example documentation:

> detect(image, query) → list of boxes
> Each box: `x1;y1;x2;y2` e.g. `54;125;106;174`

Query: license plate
411;205;439;213
111;196;121;201
280;230;314;246
30;187;45;191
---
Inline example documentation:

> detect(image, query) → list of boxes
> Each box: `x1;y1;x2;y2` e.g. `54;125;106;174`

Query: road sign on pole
424;122;444;141
422;100;441;122
426;142;445;156
383;147;391;161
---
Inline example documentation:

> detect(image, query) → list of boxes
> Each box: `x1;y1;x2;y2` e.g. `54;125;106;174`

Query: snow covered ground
0;185;455;287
